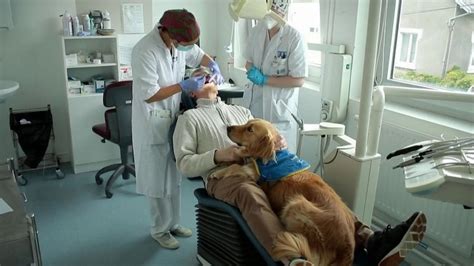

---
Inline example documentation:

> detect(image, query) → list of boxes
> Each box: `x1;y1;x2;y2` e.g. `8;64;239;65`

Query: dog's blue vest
254;149;310;182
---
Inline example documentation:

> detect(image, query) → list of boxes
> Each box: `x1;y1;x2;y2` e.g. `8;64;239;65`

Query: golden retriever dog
212;119;356;266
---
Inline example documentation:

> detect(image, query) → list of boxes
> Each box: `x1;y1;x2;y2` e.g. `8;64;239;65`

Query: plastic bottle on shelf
82;14;91;32
72;16;80;36
102;10;111;30
61;11;72;36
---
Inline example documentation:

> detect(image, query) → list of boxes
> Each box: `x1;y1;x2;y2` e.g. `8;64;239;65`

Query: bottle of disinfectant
72;16;80;36
82;14;91;32
61;11;72;36
102;10;111;30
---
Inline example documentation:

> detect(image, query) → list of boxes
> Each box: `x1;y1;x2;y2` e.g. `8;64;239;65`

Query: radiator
374;123;474;263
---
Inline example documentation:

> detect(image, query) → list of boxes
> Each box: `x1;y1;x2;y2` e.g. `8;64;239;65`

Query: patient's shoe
153;232;179;249
367;212;427;266
171;224;193;237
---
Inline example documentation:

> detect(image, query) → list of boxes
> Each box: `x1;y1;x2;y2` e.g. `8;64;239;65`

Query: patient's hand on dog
213;146;248;165
210;146;258;181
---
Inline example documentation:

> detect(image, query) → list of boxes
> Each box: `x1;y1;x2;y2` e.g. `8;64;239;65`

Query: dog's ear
249;134;275;162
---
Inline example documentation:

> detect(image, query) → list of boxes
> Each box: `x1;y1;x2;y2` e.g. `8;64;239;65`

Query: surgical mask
176;44;194;51
262;15;278;30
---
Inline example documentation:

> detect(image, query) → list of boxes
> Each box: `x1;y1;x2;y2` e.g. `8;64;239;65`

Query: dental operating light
228;0;287;25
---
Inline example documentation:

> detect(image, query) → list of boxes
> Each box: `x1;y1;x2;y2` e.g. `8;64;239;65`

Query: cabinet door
68;96;120;173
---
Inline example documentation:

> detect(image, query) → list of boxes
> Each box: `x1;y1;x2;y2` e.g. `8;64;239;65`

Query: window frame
468;32;474;74
394;28;422;70
288;0;322;83
376;0;474;123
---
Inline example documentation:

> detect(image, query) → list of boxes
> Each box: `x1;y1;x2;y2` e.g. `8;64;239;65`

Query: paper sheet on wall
0;198;13;215
118;34;145;66
122;3;144;34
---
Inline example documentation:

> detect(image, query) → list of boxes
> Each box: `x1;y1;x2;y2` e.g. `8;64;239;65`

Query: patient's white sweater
173;98;252;185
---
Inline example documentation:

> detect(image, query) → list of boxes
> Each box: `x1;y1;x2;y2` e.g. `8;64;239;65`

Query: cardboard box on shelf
66;54;78;66
69;87;81;94
94;80;105;93
67;80;82;89
82;85;95;94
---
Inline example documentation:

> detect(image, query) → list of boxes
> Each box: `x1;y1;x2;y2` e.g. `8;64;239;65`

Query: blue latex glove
179;75;206;93
247;66;268;86
208;60;225;85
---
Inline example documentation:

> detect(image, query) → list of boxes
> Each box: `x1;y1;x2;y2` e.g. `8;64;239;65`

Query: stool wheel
56;168;65;179
105;190;113;198
96;176;103;185
17;174;28;186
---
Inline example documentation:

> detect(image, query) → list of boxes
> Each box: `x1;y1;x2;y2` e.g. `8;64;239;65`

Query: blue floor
20;165;203;266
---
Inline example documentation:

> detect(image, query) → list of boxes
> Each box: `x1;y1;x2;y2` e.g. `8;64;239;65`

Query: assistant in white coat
243;1;307;153
131;9;223;248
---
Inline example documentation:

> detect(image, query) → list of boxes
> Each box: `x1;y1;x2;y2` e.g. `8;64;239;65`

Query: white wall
152;0;219;62
0;30;5;79
75;0;154;34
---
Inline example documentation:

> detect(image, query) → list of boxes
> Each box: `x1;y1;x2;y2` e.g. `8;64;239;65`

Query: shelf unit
60;35;120;173
66;63;117;69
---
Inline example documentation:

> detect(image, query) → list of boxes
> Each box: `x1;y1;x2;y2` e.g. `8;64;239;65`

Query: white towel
0;0;13;29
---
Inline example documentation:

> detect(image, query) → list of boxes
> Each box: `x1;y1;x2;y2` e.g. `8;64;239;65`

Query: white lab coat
243;22;307;153
131;28;204;198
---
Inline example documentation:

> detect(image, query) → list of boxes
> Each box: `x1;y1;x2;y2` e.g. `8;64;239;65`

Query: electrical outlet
321;99;333;122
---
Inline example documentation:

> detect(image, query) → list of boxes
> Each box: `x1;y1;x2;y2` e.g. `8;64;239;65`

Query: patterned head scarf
159;9;200;43
271;0;290;16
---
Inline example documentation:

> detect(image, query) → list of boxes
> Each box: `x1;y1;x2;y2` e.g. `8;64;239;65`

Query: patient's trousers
206;175;374;259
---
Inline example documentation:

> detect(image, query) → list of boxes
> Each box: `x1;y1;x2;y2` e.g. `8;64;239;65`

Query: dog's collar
255;150;310;182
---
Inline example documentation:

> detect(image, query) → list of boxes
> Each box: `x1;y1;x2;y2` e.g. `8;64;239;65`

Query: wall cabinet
61;36;120;173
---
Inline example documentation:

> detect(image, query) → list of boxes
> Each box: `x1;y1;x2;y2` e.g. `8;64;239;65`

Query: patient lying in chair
173;77;427;266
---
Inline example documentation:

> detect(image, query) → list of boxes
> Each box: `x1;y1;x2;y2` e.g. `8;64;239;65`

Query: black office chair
92;81;135;198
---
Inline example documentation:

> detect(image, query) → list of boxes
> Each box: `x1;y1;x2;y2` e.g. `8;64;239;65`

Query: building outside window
395;28;422;69
288;0;321;81
392;0;474;93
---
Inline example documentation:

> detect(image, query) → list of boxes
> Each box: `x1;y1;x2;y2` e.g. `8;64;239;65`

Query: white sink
0;80;19;103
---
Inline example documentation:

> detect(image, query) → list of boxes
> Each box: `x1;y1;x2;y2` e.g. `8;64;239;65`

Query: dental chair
194;188;274;265
194;188;369;266
92;81;135;198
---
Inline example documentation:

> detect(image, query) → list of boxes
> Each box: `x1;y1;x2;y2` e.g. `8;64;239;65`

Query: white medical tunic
131;28;204;198
243;22;307;153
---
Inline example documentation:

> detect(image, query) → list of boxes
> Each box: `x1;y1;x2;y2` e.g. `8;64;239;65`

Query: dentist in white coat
131;9;224;250
243;0;307;153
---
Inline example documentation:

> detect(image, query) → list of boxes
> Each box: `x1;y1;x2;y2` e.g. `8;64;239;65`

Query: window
287;0;321;81
395;28;422;69
468;32;474;74
390;0;474;93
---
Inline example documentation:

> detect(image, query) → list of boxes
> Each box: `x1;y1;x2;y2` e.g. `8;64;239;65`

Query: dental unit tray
390;138;474;207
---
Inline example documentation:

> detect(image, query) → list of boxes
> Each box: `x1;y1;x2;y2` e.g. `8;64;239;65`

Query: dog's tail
276;194;337;265
272;231;314;263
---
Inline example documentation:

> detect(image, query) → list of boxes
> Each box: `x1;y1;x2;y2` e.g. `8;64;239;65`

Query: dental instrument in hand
207;74;217;84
